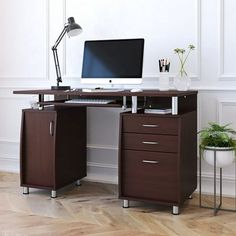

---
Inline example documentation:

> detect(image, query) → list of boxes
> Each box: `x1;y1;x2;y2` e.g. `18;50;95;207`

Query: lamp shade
67;17;82;37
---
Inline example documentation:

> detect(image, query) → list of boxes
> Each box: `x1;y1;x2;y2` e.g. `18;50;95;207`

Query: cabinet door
21;111;55;188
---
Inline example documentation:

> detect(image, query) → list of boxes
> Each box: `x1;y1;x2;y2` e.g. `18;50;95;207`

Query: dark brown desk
14;89;198;214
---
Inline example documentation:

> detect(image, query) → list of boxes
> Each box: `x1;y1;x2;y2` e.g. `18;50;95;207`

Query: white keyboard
82;88;124;92
65;98;116;104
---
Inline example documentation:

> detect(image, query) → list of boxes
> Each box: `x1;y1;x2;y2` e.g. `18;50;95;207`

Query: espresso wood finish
119;101;197;213
121;150;178;203
20;107;87;193
14;89;197;213
123;133;178;153
122;116;178;135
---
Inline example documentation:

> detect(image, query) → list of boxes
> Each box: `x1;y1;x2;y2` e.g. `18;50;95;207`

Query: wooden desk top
13;89;197;97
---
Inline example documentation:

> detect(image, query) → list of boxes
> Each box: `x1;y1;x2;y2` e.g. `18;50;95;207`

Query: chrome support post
51;190;57;198
76;179;81;186
123;200;129;208
23;187;29;194
122;96;127;110
132;96;137;113
188;195;193;199
171;96;178;115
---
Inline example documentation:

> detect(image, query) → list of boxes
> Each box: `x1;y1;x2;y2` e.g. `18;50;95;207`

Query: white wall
1;0;236;196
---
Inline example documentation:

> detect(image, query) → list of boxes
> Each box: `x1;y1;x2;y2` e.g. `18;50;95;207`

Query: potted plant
199;122;236;168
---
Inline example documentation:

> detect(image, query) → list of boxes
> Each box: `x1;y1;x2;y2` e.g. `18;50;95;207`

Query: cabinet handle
142;124;159;128
142;141;158;145
142;160;159;164
49;121;54;136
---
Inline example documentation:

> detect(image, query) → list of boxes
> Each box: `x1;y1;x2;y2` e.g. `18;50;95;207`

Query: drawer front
120;150;178;202
122;115;178;135
123;133;178;153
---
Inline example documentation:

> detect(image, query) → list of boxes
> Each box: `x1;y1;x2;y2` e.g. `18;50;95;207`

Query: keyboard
82;88;124;92
65;98;116;104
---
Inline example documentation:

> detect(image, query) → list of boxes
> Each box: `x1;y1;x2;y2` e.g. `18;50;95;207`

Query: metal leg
188;195;193;199
171;96;178;115
172;206;180;215
199;146;201;207
123;200;129;208
220;168;222;208
23;187;29;194
131;96;137;113
76;179;81;186
214;150;217;216
51;190;57;198
122;96;127;110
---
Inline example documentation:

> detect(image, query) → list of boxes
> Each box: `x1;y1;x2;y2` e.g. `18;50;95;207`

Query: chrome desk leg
132;96;137;113
76;179;81;186
123;200;129;208
172;206;180;215
171;96;178;115
23;187;29;194
122;96;127;110
51;190;57;198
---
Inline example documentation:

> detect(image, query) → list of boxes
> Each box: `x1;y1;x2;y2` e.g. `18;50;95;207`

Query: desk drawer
122;115;178;135
121;150;178;202
123;133;178;153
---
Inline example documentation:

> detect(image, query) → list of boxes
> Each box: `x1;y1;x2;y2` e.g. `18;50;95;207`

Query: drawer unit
123;133;178;153
119;111;197;215
122;115;178;135
121;150;178;202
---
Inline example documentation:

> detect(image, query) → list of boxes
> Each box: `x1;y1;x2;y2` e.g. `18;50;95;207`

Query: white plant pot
203;146;235;168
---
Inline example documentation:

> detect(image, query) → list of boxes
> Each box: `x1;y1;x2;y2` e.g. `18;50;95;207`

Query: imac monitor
81;38;144;84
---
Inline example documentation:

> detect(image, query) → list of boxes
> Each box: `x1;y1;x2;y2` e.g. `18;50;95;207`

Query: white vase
174;73;191;91
203;146;235;168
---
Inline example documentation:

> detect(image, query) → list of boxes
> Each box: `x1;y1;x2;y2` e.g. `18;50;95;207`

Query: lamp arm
52;25;68;49
52;25;68;86
52;48;62;86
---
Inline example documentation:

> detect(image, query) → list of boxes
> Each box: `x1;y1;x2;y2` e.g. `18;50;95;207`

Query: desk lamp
51;17;82;90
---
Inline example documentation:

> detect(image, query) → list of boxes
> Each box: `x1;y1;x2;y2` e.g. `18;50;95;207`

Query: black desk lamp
51;17;82;90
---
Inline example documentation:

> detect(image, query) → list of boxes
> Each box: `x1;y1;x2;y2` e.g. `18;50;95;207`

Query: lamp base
51;85;71;90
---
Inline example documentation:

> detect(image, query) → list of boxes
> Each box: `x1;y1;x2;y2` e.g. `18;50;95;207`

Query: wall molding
62;0;202;81
0;157;19;173
199;171;236;197
217;99;236;123
0;0;50;82
219;0;236;80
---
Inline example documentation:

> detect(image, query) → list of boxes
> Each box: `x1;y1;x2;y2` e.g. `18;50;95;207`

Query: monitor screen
81;39;144;84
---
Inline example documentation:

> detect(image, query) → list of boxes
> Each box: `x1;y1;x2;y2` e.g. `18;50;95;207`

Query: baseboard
0;157;235;197
0;157;19;173
196;173;236;197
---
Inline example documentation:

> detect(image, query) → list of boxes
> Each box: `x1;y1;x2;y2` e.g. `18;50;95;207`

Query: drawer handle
142;141;159;145
49;121;54;136
142;124;159;128
142;160;159;164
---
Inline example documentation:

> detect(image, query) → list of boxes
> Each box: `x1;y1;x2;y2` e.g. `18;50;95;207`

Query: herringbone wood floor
0;172;236;236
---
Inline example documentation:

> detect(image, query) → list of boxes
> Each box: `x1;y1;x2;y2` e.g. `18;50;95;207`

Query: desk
14;89;198;214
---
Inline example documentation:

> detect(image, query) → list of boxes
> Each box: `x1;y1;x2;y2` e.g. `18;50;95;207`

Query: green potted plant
199;122;236;167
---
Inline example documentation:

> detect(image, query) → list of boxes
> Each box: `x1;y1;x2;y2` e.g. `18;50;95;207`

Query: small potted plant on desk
199;122;236;167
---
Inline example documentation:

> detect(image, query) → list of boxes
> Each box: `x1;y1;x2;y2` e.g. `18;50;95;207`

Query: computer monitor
81;38;144;85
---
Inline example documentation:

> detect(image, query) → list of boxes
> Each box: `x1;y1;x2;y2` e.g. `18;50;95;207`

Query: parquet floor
0;172;236;236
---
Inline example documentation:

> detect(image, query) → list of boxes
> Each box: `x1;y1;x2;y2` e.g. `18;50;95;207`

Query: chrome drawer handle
142;160;159;164
49;121;54;136
142;124;159;128
142;141;158;145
